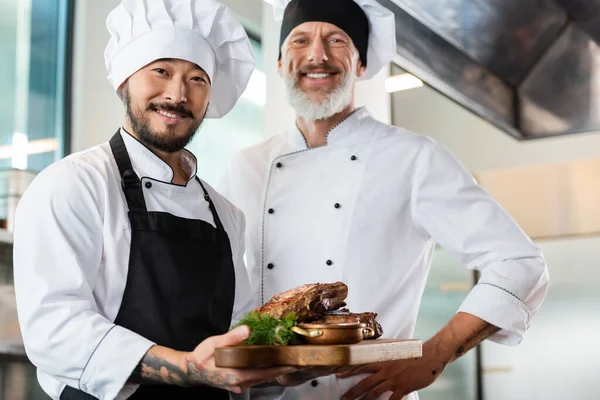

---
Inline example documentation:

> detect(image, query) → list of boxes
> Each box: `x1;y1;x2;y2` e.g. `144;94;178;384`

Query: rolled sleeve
459;282;531;345
79;325;154;399
412;139;550;344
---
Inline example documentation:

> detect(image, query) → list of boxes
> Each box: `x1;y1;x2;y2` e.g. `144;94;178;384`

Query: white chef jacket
13;129;255;400
219;107;549;400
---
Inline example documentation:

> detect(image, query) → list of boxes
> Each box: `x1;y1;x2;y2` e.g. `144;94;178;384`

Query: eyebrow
289;30;350;39
155;58;206;73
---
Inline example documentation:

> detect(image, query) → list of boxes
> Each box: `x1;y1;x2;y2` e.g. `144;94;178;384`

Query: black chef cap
278;0;369;66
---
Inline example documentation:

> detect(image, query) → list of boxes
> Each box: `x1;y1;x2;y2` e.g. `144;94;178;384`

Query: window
0;1;72;398
0;0;72;173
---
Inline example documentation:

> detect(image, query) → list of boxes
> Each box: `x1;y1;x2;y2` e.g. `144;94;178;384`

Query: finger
337;364;378;378
363;381;394;400
339;365;364;374
340;373;386;400
390;390;411;400
333;365;360;376
209;325;250;348
225;384;244;394
239;376;278;392
312;366;340;376
243;367;297;389
236;365;296;384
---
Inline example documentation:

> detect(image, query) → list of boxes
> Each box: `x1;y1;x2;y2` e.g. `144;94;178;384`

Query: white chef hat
272;0;396;80
104;0;255;118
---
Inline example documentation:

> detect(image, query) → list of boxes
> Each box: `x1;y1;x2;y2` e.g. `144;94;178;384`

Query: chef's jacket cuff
458;283;532;346
79;325;155;399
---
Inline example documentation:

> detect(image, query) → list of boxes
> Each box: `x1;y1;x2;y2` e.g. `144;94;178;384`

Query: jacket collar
287;107;371;151
119;128;198;184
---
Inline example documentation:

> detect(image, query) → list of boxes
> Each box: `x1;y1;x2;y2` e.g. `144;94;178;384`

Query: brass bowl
291;322;374;345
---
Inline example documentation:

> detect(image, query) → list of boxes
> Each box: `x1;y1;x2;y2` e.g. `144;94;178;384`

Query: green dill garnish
233;312;298;345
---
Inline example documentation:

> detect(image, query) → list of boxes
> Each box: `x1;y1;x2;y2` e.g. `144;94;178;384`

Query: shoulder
359;111;465;175
17;143;115;216
230;134;287;166
364;113;435;150
40;142;116;184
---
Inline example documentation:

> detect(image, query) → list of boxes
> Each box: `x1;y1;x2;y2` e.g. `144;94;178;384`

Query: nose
164;78;188;103
308;38;328;64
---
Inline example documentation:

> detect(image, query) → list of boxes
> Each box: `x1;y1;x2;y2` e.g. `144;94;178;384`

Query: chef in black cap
220;1;549;400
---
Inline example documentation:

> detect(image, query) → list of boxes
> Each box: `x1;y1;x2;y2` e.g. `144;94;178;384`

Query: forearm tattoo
185;359;239;389
454;323;499;359
129;351;188;385
129;351;238;389
431;323;499;376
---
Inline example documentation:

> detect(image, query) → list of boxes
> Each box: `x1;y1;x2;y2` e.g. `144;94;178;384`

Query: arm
410;139;549;344
341;139;549;400
424;312;498;376
13;161;155;399
339;313;497;400
128;327;294;393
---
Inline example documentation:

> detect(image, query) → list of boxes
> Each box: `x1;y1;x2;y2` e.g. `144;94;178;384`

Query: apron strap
196;177;226;233
109;130;148;213
109;130;225;231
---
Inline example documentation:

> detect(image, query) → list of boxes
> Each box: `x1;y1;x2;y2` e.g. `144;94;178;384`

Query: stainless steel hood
379;0;600;139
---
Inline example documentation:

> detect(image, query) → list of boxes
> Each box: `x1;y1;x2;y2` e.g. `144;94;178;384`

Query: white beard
284;71;355;121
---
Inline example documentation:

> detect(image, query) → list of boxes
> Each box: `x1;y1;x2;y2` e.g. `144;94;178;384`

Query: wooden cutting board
215;339;422;368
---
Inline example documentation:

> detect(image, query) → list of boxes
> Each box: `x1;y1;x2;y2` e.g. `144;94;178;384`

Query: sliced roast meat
255;282;348;321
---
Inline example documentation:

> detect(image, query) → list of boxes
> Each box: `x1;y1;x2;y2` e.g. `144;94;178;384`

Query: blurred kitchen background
1;0;599;399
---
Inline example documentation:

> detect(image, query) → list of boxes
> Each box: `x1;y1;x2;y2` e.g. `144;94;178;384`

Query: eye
190;76;208;85
293;39;307;45
330;38;345;44
153;68;168;75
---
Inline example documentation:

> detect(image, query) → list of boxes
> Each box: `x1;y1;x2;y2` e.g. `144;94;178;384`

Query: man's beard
122;87;204;153
284;66;355;121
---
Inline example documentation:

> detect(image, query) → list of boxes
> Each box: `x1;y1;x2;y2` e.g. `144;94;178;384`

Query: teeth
307;73;331;79
157;109;181;119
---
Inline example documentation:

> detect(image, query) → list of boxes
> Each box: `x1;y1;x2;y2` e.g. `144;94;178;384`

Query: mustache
147;102;194;119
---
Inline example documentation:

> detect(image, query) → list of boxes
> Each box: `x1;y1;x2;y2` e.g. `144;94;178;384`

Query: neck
153;149;189;186
296;103;356;148
123;122;190;185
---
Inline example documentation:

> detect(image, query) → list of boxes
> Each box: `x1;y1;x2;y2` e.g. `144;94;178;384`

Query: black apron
61;131;235;399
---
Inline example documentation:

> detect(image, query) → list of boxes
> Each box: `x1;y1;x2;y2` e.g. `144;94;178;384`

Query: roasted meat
255;282;348;321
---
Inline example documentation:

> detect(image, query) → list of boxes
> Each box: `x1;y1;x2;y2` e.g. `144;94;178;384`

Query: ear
116;80;129;102
117;78;128;92
356;60;367;79
277;58;283;77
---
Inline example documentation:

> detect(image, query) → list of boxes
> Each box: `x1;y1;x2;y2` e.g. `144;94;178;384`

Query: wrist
424;334;452;360
181;351;199;386
420;337;456;378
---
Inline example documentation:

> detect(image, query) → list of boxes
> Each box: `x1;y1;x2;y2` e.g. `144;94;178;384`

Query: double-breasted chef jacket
219;107;550;400
13;129;254;400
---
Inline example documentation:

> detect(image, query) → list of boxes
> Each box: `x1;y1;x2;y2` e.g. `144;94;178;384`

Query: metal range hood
379;0;600;140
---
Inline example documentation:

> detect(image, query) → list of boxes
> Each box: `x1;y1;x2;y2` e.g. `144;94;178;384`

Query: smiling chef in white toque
12;1;297;399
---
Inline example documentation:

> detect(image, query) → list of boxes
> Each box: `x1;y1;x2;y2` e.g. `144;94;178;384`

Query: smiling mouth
155;109;187;119
302;72;338;79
